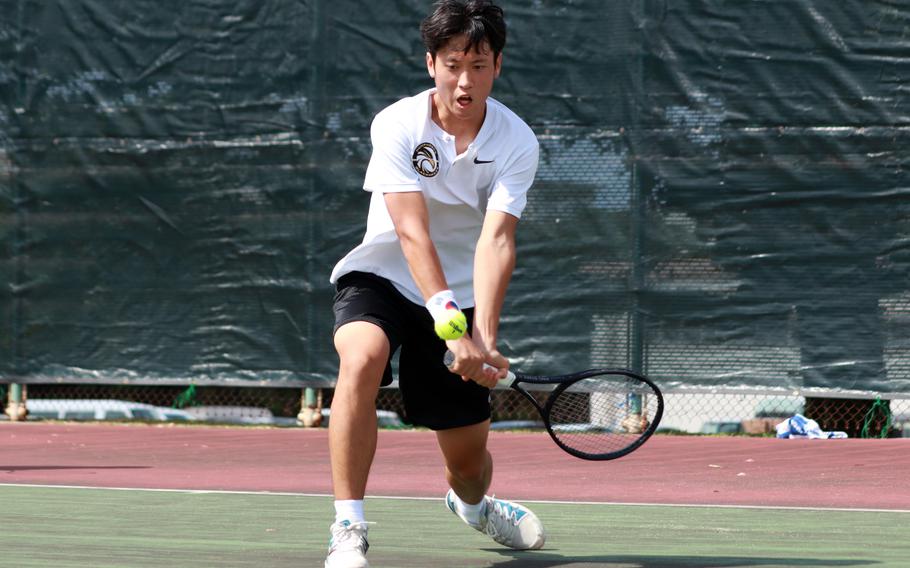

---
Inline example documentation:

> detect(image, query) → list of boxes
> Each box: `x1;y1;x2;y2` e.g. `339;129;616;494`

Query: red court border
2;422;908;510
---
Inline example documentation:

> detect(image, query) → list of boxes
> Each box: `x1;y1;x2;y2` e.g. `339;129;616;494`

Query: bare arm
384;191;447;299
471;210;519;382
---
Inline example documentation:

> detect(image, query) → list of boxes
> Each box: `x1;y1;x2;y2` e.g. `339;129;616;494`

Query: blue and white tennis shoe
445;489;546;550
325;520;370;568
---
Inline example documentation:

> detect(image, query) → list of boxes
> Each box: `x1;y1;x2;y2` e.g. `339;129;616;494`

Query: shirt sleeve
363;111;422;194
487;137;539;218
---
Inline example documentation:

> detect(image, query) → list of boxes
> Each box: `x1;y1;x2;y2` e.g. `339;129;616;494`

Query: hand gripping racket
444;351;663;461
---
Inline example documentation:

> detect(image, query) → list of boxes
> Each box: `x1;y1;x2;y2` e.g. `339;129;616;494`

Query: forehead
437;36;494;61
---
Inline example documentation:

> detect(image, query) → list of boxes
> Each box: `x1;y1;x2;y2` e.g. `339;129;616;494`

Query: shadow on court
486;550;879;567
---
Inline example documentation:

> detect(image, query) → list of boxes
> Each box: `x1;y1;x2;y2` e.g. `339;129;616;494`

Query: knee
334;322;389;378
338;349;387;376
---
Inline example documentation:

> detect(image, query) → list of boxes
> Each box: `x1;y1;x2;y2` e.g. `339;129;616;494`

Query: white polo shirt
330;88;539;307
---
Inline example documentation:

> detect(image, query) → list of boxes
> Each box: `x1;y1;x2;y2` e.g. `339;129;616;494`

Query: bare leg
437;419;546;550
436;420;493;504
330;321;389;500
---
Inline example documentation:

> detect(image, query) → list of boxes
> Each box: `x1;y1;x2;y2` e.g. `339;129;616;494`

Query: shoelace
488;498;522;526
480;498;522;544
329;521;373;552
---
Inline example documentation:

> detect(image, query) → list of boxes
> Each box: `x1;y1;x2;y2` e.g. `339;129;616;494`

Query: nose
458;70;473;91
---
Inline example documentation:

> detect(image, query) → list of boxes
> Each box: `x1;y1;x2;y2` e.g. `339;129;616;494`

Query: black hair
420;0;506;59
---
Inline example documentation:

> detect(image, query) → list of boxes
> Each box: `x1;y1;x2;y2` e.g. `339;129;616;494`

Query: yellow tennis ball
434;310;467;340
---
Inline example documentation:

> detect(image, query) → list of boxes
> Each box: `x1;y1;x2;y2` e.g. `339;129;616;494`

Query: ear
494;52;502;78
426;52;436;79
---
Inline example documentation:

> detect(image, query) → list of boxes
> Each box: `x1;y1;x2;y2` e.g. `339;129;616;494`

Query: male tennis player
325;1;544;566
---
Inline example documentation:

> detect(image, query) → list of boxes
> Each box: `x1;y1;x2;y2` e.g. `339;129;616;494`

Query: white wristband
426;289;461;321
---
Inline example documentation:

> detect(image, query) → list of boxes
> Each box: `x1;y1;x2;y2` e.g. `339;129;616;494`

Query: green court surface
0;485;905;567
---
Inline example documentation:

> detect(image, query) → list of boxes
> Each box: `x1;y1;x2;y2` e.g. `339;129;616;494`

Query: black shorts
332;271;491;431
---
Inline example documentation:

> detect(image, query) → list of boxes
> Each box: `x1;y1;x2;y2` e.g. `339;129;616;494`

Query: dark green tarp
1;1;908;392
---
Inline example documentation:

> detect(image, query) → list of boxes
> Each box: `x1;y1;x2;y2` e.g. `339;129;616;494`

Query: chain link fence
8;383;908;439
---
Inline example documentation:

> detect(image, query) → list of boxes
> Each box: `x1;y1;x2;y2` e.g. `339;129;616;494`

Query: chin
454;102;481;119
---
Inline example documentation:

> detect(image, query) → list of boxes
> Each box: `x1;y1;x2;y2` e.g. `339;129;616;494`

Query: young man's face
426;36;502;126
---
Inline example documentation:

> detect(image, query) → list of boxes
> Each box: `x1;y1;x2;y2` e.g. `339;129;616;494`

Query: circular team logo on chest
412;142;440;177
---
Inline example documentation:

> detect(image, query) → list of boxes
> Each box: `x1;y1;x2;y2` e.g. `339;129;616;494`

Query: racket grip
443;350;515;387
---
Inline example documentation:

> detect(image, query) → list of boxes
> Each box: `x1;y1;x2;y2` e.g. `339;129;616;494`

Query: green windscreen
0;1;907;393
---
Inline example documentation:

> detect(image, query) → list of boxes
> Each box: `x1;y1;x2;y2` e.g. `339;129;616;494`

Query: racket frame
443;351;664;461
529;369;663;460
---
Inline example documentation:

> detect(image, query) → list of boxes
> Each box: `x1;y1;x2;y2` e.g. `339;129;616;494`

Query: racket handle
443;350;515;387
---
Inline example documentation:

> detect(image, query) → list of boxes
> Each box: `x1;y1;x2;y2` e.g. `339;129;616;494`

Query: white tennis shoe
445;489;546;550
325;520;370;568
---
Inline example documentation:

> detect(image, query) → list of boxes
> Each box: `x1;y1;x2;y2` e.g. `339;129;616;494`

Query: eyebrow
443;52;491;63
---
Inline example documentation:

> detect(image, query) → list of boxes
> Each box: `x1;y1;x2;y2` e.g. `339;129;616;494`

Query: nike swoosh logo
473;157;494;164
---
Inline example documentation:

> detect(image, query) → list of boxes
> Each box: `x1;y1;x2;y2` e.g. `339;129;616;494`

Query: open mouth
456;95;473;108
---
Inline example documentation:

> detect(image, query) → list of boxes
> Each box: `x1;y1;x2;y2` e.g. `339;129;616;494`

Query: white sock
452;492;486;526
334;499;366;524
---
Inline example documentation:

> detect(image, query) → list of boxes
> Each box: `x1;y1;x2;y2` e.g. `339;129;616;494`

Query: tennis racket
444;350;663;461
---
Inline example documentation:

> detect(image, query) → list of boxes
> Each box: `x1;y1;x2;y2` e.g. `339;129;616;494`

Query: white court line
0;482;907;514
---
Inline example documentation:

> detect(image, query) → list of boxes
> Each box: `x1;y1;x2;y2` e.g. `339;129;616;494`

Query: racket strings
547;376;660;457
